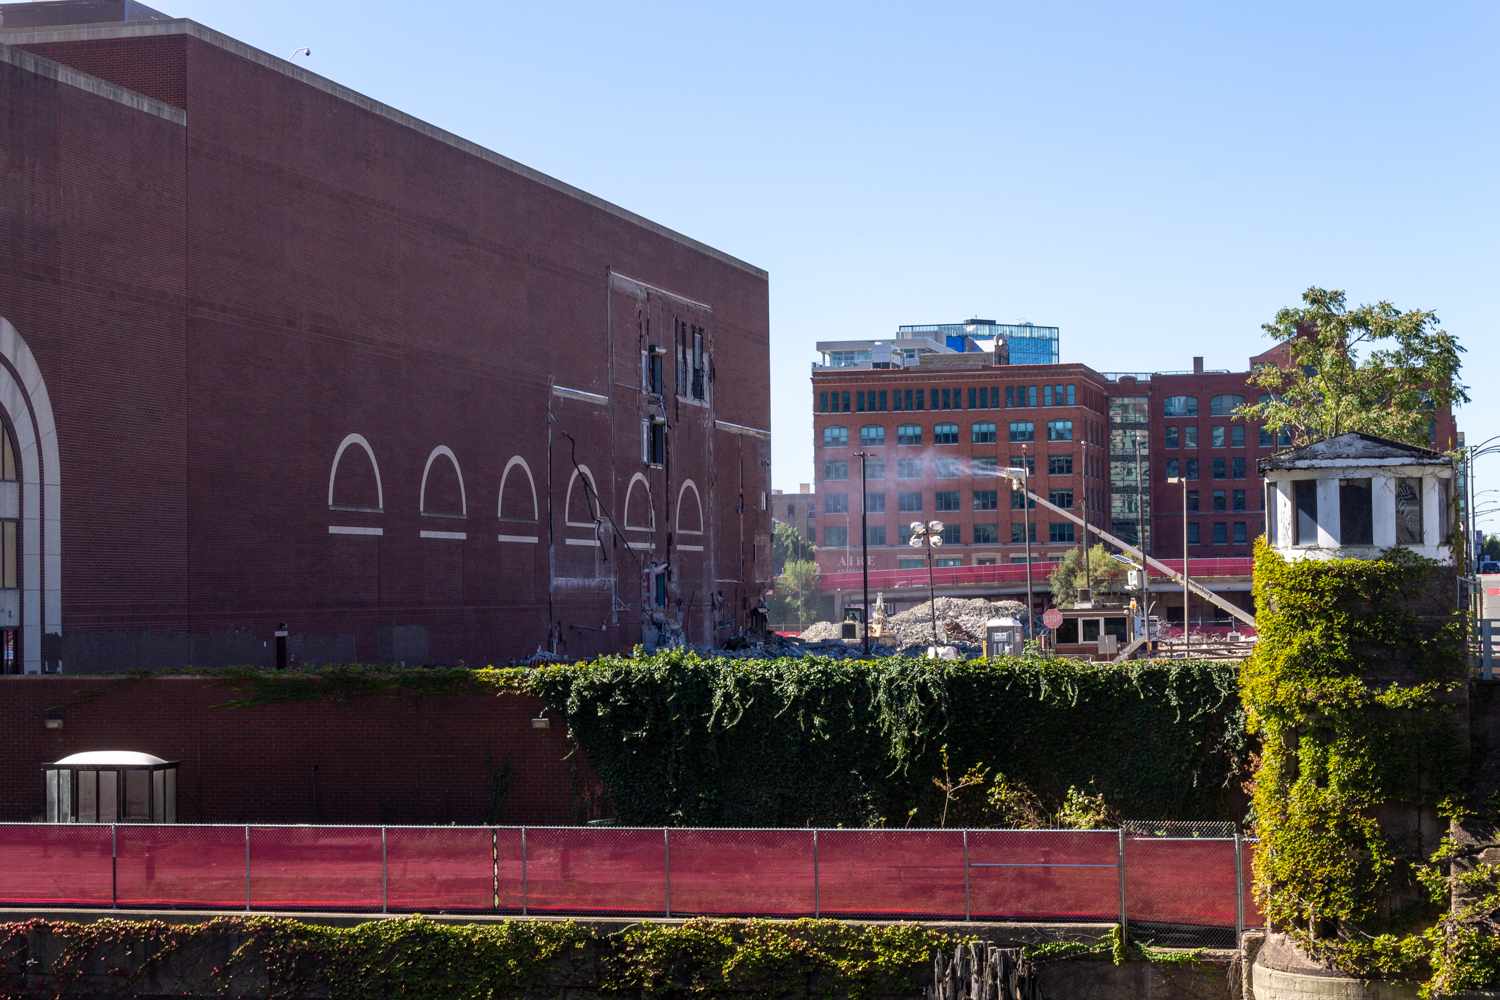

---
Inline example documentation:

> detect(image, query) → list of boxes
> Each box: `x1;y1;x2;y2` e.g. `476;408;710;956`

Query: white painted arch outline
624;472;654;531
420;445;467;517
0;317;60;674
497;455;539;522
327;433;384;511
564;466;600;528
676;479;704;536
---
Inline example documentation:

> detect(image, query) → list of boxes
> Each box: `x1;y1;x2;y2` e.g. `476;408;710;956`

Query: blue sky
167;0;1500;528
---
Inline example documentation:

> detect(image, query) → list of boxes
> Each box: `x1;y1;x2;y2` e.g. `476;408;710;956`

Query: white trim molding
419;445;467;518
329;525;383;536
715;420;771;441
497;455;539;522
552;385;609;406
328;433;384;510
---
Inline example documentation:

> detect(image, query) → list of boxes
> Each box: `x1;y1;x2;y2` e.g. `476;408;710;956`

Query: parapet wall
0;676;598;825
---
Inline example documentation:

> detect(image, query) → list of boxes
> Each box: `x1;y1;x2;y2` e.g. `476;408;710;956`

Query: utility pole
857;451;870;656
1020;446;1034;636
1135;437;1147;634
1081;440;1091;595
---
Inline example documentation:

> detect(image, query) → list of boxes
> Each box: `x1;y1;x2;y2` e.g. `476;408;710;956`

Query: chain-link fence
0;822;1259;941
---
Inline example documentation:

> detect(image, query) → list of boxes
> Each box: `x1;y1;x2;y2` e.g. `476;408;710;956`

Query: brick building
0;1;770;672
810;354;1113;577
771;485;817;544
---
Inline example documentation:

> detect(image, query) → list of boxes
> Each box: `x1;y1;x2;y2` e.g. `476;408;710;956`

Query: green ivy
529;651;1249;827
1241;538;1497;996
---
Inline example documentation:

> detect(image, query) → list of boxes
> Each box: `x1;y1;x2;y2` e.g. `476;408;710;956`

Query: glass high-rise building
897;320;1060;366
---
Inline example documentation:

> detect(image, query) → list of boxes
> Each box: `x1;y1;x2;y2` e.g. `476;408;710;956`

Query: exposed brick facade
0;15;770;672
0;676;602;824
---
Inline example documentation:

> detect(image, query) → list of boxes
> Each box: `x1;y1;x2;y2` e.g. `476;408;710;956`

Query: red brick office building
0;1;771;672
810;358;1113;574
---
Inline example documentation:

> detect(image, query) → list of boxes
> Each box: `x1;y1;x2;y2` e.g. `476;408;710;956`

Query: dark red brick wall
1;25;771;671
0;676;601;824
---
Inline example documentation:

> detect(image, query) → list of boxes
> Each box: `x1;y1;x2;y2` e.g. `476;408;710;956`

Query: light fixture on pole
1002;465;1034;636
908;519;946;645
1166;475;1190;654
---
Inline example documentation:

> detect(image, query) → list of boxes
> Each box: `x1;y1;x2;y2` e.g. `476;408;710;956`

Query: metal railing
817;558;1254;593
0;823;1260;944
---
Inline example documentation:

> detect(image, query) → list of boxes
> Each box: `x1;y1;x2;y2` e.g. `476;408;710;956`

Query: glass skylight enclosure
43;751;178;823
897;321;1060;365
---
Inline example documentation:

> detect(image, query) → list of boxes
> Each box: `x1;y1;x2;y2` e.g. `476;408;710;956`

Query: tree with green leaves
771;520;814;576
1045;544;1126;608
1236;287;1468;450
767;558;819;626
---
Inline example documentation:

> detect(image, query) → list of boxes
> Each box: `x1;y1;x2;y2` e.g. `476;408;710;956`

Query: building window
1011;522;1036;543
897;458;922;479
1009;421;1035;443
1212;426;1226;448
942;525;962;545
935;556;962;567
1011;489;1036;510
1187;522;1200;545
1043;385;1053;407
1006;386;1015;408
1186;459;1199;480
914;389;925;411
1213;489;1227;512
1231;425;1245;448
825;526;848;546
823;460;848;481
1165;427;1179;449
968;387;977;409
1011;454;1035;474
1164;396;1198;417
878;391;888;412
899;526;915;545
824;426;848;447
866;459;885;479
865;492;887;513
1028;386;1038;406
645;419;665;465
974;523;999;544
841;391;851;412
1048;455;1073;475
899;556;922;569
824;493;849;514
973;457;999;477
1231;458;1245;479
974;490;999;510
860;425;886;446
1259;426;1273;447
1186;490;1199;512
1232;489;1246;512
972;422;997;444
1396;478;1423;545
898;491;923;512
1294;479;1319;544
1183;426;1198;448
935;491;961;512
1066;385;1076;405
856;391;865;412
977;387;991;408
866;525;887;546
819;392;829;413
1046;420;1073;441
897;424;922;446
935;458;960;478
934;423;959;445
1210;394;1245;416
1233;522;1248;544
1049;522;1075;542
1048;489;1074;509
1166;458;1179;479
1339;478;1373;545
1213;522;1228;545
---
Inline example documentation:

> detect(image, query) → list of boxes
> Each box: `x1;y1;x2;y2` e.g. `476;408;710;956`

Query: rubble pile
882;597;1027;648
795;621;846;642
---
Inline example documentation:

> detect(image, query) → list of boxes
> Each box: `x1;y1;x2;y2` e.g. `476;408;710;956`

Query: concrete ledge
1252;961;1420;1000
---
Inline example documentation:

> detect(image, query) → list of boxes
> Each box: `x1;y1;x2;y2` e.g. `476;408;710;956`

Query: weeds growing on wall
529;652;1249;827
1242;538;1497;996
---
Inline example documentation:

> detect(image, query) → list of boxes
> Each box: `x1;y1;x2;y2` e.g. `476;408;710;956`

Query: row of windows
1185;522;1254;545
1182;489;1255;512
1162;424;1294;449
823;420;1073;447
818;384;1080;414
820;455;1078;482
1164;457;1248;480
819;521;1079;546
822;490;1003;513
1162;394;1246;417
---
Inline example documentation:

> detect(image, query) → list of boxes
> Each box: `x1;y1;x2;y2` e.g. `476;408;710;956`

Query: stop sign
1042;608;1063;629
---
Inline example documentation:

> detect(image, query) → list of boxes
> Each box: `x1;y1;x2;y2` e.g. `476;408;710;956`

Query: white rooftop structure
1259;433;1455;563
53;751;168;767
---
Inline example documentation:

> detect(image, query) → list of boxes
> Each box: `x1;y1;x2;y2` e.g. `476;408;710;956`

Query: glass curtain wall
1109;396;1151;553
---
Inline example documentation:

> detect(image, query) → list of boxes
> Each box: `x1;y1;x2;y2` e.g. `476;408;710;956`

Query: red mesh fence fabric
815;830;966;918
968;829;1119;921
249;826;383;910
523;827;666;915
666;829;815;916
385;827;496;913
117;825;245;908
0;825;112;905
1124;836;1236;927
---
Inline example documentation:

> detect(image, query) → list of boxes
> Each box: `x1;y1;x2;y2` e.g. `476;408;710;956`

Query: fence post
111;824;117;910
812;829;819;918
244;825;251;912
1484;620;1494;680
963;829;970;922
521;827;527;917
1117;828;1127;943
664;828;671;919
1233;831;1244;946
381;827;388;915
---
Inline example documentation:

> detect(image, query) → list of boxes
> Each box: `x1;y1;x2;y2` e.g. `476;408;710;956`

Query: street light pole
908;519;946;647
857;451;870;656
1081;440;1091;596
1168;475;1190;654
